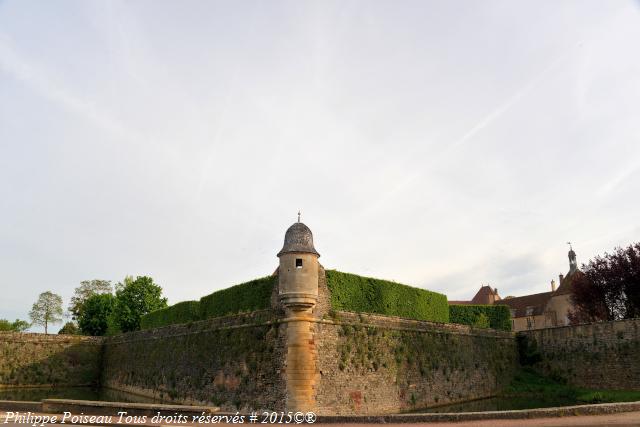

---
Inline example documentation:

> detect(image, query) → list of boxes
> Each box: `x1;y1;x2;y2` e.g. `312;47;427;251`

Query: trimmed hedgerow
199;275;276;319
449;304;512;331
325;270;449;323
140;300;200;330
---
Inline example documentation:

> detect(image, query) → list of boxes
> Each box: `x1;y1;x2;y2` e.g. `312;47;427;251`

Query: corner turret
277;216;320;312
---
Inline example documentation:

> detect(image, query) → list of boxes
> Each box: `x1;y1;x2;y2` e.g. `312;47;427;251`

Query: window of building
295;258;303;269
525;306;534;316
510;309;516;318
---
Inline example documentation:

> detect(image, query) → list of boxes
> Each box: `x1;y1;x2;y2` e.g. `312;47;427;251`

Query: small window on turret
296;258;303;268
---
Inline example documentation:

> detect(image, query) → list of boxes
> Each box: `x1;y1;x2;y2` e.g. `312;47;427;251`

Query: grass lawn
503;368;640;404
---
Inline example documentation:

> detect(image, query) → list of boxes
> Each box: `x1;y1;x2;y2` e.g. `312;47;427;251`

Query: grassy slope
504;368;640;404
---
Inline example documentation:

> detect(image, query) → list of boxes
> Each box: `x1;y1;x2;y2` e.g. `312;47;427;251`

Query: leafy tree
78;294;117;336
569;242;640;323
68;280;112;320
0;319;11;331
104;314;122;336
29;291;64;334
0;319;30;332
11;319;30;332
58;322;80;335
113;276;167;332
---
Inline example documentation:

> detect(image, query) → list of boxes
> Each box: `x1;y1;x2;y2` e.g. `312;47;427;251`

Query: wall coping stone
0;332;103;344
106;309;277;344
107;309;514;345
325;310;514;339
518;317;640;334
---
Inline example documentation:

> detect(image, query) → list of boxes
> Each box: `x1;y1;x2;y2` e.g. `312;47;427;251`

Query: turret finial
297;211;301;223
567;242;577;274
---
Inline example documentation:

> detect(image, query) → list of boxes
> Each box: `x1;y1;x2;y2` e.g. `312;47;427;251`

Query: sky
1;0;639;332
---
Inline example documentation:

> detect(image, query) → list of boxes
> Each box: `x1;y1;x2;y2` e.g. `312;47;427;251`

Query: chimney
559;274;564;285
551;280;556;292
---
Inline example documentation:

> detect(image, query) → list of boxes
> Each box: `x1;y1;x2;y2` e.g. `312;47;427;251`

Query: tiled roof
495;291;553;317
471;285;500;304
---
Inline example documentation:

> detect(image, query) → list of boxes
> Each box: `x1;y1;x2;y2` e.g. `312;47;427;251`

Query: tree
58;322;80;335
78;293;117;336
0;319;30;332
569;242;640;323
113;276;167;332
104;314;121;336
29;291;64;334
68;280;112;320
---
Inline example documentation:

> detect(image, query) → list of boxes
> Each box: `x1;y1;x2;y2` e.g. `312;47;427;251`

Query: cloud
0;34;144;146
2;1;640;328
361;45;580;218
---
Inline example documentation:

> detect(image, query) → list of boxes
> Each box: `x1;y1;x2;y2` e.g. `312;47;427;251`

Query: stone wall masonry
101;310;287;411
0;332;102;387
520;318;640;390
314;311;518;415
312;264;331;319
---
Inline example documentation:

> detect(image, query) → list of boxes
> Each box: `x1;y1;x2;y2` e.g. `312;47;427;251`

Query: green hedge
325;270;449;323
140;300;200;330
199;275;276;319
449;304;512;331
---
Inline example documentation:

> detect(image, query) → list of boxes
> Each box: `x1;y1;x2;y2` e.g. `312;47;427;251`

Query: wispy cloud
362;46;578;216
0;34;144;146
2;1;639;330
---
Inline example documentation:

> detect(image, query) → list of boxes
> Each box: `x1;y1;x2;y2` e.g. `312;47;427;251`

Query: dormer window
525;306;534;316
295;258;303;269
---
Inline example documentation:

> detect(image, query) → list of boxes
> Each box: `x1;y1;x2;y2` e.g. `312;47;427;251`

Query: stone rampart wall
0;332;102;387
101;310;287;411
520;318;640;390
314;311;518;415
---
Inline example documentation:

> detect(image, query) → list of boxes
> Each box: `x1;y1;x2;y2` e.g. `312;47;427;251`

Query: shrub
199;275;276;319
140;300;201;330
0;319;30;332
449;304;512;331
325;270;449;323
57;322;80;335
473;313;491;329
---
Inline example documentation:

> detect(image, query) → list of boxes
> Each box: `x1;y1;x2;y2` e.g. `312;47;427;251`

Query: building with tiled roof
505;245;582;331
450;246;582;331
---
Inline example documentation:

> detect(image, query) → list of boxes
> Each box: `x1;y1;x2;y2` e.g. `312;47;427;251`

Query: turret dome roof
277;222;320;257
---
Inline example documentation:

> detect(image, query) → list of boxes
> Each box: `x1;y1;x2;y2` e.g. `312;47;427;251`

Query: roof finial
567;241;577;274
297;210;301;223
